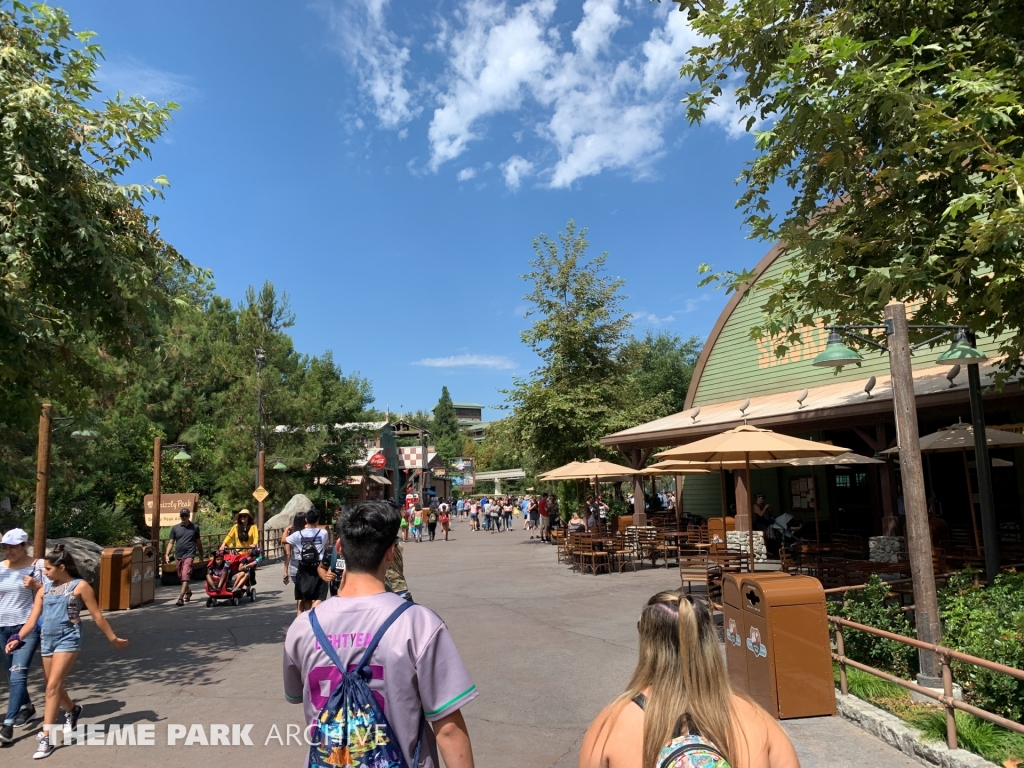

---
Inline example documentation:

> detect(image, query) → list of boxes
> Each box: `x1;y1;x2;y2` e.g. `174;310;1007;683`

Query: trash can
722;572;835;719
99;547;137;611
140;546;157;605
128;546;143;608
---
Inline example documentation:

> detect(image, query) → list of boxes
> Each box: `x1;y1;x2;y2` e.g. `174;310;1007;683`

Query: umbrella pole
811;472;821;550
961;449;982;555
747;455;755;572
719;463;727;544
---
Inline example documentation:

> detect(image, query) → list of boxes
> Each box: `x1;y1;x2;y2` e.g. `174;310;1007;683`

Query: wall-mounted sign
368;452;387;470
143;493;200;527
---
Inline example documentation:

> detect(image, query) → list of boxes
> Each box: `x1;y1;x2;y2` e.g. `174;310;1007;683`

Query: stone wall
868;536;905;563
727;530;767;562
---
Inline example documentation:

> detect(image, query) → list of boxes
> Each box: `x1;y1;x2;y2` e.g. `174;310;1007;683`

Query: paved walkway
0;520;921;766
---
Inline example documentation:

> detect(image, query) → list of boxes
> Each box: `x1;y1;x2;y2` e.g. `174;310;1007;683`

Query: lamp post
150;438;192;545
32;406;98;557
813;301;993;685
255;347;265;490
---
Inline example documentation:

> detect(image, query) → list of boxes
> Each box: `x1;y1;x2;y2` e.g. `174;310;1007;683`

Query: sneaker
13;704;36;727
0;723;13;743
33;732;54;759
63;704;82;733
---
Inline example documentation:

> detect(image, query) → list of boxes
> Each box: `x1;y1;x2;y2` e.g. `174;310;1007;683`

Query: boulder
28;537;104;591
265;494;314;533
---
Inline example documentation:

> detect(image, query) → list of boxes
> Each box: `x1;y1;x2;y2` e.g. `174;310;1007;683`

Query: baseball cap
179;508;191;517
1;528;29;545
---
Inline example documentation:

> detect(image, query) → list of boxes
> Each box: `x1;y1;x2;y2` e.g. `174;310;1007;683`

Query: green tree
502;221;666;472
0;2;197;428
431;386;461;463
619;331;702;417
676;0;1024;373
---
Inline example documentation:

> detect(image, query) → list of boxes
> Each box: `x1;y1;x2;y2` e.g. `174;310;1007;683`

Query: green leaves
672;0;1024;375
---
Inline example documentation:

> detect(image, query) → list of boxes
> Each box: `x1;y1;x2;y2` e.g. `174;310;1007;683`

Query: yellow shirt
221;525;259;550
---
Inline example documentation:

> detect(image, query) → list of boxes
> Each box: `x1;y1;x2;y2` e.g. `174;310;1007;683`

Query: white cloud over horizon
331;0;752;188
412;354;518;370
96;57;197;103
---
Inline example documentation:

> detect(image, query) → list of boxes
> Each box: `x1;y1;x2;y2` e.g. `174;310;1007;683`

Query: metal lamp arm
828;326;890;352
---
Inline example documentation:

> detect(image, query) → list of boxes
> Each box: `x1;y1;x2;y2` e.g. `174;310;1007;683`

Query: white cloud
457;167;477;181
327;0;418;130
334;0;751;184
412;354;517;370
96;58;197;102
501;155;533;190
645;313;676;325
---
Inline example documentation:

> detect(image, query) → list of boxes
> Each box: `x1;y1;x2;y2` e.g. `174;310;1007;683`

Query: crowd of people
1;492;799;767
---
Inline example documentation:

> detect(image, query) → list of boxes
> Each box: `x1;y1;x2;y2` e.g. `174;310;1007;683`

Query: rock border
835;689;999;768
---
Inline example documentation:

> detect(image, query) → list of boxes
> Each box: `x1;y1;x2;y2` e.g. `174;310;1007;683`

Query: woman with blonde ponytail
579;591;798;768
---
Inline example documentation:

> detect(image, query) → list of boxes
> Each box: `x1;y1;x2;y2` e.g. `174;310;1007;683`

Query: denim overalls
39;579;82;657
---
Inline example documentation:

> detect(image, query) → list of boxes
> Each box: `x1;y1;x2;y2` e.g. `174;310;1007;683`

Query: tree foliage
431;386;461;464
676;0;1024;373
0;2;198;427
502;221;668;472
620;331;702;418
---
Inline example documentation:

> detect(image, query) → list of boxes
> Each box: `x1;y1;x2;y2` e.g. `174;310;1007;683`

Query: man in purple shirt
283;500;477;768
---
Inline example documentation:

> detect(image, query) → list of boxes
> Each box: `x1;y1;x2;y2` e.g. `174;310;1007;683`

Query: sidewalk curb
835;690;999;768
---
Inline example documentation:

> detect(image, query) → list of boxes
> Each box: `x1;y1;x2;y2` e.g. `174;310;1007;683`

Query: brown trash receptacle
725;572;835;719
99;547;135;611
140;546;157;605
128;546;143;608
722;572;793;697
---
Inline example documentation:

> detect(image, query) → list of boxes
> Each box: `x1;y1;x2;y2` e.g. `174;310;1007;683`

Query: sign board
368;452;387;470
144;493;200;528
450;457;475;492
252;486;269;503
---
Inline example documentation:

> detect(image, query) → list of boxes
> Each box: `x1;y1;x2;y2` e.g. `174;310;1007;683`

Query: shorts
41;623;82;656
540;516;551;531
294;565;327;602
176;557;194;582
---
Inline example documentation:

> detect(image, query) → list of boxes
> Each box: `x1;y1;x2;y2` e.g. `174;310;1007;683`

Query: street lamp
272;457;288;471
150;439;191;546
255;347;266;535
811;302;997;688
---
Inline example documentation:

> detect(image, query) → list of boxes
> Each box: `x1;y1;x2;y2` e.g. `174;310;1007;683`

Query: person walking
5;546;128;759
427;504;439;542
439;507;451;541
281;512;307;614
411;504;424;543
521;496;531;530
538;493;550;543
283;501;477;768
502;498;513;532
0;528;45;742
528;496;540;538
165;508;203;607
284;510;330;615
469;500;479;532
579;591;798;768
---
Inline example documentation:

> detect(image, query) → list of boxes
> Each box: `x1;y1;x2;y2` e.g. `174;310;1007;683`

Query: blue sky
60;0;769;420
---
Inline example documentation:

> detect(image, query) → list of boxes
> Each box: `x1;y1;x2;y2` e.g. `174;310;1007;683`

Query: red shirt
538;498;548;516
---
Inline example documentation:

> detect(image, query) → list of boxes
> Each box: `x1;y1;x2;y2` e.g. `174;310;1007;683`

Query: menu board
790;477;815;510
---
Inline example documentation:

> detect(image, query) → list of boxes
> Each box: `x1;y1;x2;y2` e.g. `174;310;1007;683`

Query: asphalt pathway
0;519;921;767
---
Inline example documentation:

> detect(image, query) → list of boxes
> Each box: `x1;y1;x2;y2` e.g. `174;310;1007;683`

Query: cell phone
333;558;345;573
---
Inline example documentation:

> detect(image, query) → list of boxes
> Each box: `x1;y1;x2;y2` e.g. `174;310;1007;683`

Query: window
855;472;868;487
835;473;851;488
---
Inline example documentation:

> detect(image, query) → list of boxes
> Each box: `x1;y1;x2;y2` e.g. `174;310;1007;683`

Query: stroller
204;547;261;607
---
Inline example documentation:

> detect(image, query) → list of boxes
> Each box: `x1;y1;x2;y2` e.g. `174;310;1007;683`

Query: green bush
832;575;918;680
938;570;1024;724
911;710;1024;764
46;501;137;546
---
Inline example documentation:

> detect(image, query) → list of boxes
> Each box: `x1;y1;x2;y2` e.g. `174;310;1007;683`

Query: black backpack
300;530;321;567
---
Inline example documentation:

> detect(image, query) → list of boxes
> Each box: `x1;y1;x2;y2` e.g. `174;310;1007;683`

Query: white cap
1;528;29;546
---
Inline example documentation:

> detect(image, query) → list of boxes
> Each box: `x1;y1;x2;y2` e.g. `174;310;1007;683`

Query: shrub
46;501;137;546
832;575;918;679
938;570;1024;724
911;710;1024;765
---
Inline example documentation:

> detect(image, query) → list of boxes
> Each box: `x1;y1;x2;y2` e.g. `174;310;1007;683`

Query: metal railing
829;615;1024;750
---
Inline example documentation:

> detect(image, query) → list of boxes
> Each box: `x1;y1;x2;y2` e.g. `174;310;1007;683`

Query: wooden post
151;436;162;546
960;449;982;555
631;448;646;526
257;450;265;537
33;404;53;557
745;455;755;572
674;473;683;531
810;471;822;550
734;469;750;531
885;301;942;683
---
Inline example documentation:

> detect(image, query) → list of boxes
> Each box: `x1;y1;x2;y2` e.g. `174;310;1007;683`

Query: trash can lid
741;573;824;612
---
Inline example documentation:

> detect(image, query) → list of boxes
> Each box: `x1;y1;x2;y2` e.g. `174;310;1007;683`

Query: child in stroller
204;547;261;607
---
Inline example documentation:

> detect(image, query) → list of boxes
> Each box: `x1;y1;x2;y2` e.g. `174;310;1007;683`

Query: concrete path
0;520;921;767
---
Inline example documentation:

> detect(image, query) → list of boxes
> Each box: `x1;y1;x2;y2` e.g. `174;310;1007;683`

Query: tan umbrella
654;425;849;569
538;461;587;481
539;458;637;516
883;423;1024;553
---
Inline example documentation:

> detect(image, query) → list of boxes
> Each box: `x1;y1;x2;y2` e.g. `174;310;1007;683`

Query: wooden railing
829;615;1024;750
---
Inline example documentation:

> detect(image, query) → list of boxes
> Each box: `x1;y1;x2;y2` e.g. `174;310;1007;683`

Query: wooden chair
654;533;680;568
678;551;710;594
608;535;637;573
567;533;583;573
556;532;571;564
634;528;660;568
578;537;610;575
710;549;750;575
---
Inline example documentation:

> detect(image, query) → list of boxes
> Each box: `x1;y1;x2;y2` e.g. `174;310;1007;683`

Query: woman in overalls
4;545;128;759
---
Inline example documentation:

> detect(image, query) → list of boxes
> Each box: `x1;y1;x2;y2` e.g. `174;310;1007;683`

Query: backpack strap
356;600;415;672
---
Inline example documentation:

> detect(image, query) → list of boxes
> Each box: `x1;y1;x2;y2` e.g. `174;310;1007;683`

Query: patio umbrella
654;425;849;569
883;422;1024;553
539;458;637;514
641;461;712;531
